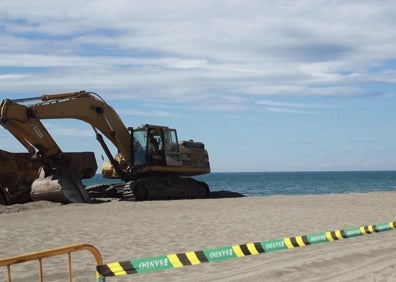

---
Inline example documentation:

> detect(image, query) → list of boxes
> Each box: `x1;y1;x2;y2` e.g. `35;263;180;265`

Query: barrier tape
97;221;396;277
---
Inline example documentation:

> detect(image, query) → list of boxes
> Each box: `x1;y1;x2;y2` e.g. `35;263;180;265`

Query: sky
1;0;396;172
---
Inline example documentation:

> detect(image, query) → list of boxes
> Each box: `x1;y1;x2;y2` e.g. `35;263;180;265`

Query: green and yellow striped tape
97;220;396;278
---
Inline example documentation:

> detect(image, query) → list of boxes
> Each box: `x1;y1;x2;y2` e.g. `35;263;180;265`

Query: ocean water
84;171;396;197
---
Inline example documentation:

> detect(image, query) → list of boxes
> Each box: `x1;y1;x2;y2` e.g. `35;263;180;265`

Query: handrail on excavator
10;91;86;103
0;243;105;282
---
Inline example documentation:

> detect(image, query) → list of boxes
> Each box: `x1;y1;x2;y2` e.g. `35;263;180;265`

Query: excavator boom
1;91;132;164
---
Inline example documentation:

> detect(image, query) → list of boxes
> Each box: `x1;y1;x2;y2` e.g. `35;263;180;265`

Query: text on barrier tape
97;221;396;277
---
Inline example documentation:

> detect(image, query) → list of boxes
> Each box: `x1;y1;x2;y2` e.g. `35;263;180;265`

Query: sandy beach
1;192;396;281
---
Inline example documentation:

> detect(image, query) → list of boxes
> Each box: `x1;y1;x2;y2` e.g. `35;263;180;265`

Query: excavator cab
100;124;210;200
133;125;210;174
132;126;165;166
132;125;180;167
102;124;210;180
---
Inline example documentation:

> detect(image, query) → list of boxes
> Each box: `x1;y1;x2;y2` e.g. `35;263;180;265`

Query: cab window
133;129;147;165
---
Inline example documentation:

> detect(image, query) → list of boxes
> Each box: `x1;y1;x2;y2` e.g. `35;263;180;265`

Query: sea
83;171;396;197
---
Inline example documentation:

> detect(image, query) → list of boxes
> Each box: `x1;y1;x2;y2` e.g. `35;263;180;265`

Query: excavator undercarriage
126;176;209;201
86;176;209;201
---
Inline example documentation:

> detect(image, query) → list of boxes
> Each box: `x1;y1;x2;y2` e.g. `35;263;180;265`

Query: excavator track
128;176;209;201
86;183;125;199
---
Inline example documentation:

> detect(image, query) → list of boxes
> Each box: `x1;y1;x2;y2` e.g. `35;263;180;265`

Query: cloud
256;100;318;108
41;122;94;137
256;99;323;114
1;0;396;107
119;109;179;118
264;106;315;114
0;74;30;80
51;127;94;137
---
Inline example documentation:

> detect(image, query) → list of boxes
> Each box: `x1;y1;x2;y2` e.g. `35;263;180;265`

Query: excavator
0;91;210;204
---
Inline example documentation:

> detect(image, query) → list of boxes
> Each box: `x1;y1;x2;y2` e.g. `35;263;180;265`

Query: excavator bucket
0;149;41;205
30;152;97;203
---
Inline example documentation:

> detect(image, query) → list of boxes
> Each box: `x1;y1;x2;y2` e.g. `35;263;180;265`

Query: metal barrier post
0;243;105;282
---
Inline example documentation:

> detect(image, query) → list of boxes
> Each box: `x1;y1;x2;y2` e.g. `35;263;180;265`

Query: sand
1;192;396;281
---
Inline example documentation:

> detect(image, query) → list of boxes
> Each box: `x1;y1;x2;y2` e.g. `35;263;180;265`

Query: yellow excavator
0;91;210;203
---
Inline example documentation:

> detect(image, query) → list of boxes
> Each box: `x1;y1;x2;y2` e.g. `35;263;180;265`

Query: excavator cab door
132;129;148;166
163;129;182;167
